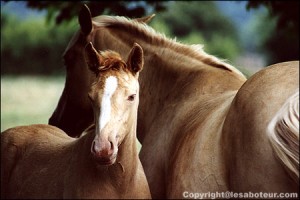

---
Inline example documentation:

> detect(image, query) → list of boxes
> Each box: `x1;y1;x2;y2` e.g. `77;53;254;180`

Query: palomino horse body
49;5;299;198
1;43;151;199
222;62;299;193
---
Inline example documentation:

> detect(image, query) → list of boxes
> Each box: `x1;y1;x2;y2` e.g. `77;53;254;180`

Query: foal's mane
92;15;245;77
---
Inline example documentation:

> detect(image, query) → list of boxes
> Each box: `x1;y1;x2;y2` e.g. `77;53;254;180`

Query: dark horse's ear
79;4;93;35
126;43;144;76
84;42;102;74
134;14;156;24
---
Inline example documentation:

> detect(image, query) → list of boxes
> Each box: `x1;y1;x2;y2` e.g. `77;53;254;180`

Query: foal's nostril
110;141;114;151
91;141;97;153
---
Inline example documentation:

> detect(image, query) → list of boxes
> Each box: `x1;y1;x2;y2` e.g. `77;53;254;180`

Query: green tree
22;1;167;24
247;1;299;64
1;11;77;75
150;1;241;61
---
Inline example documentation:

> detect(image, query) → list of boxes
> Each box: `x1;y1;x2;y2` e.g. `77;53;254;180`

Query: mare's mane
92;15;245;77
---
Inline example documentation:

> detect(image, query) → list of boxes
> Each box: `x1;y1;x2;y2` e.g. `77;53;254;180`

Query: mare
49;5;299;198
1;42;151;199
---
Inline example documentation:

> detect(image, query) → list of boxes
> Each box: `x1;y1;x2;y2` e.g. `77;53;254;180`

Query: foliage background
1;1;299;131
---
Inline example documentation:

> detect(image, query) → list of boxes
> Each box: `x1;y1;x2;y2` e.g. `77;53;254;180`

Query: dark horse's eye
87;94;92;101
127;94;136;101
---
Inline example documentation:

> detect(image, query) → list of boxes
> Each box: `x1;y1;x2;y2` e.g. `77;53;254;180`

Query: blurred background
1;1;299;131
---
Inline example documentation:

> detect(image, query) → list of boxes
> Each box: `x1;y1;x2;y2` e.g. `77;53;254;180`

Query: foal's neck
79;123;139;184
117;123;139;166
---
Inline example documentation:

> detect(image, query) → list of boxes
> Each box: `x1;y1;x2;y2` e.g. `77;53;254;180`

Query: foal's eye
127;94;136;101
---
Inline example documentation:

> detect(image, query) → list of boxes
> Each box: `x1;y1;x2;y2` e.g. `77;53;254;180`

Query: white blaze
99;76;118;131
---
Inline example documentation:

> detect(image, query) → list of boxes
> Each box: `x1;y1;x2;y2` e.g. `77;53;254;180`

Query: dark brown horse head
48;5;94;137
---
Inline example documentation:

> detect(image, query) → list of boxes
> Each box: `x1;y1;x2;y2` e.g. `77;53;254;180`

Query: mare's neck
97;29;198;141
95;26;246;143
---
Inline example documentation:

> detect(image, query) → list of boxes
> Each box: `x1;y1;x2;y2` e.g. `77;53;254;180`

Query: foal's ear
126;43;144;75
84;42;102;74
79;4;93;35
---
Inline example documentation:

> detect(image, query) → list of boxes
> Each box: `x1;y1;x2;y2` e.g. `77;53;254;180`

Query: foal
1;42;151;199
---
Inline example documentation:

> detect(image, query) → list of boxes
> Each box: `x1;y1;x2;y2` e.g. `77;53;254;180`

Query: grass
1;76;65;132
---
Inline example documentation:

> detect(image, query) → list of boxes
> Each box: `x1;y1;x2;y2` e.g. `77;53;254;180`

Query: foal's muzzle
91;138;117;165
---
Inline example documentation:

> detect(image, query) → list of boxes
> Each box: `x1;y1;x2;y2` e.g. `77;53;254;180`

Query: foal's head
84;42;144;165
